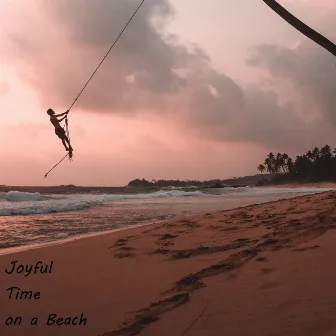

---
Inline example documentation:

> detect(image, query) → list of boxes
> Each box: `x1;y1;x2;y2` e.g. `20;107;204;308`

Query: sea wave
0;191;51;202
0;187;332;216
0;190;204;216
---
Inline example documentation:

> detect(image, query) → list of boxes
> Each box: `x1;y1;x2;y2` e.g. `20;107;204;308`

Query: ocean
0;186;333;252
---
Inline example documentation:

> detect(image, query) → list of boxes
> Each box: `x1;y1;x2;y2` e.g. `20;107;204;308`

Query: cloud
1;0;198;113
247;38;336;126
0;82;9;95
1;0;336;153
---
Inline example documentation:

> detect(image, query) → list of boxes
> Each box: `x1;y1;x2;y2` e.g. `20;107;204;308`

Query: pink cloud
0;0;335;185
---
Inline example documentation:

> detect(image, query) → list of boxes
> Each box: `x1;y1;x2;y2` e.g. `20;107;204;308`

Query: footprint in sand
293;245;320;252
220;226;239;231
159;233;178;240
260;268;275;275
107;238;128;249
259;282;280;290
113;246;136;258
112;238;128;247
114;251;135;258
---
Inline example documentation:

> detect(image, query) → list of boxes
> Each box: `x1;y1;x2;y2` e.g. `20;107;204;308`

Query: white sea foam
0;190;204;216
0;191;49;202
0;187;332;216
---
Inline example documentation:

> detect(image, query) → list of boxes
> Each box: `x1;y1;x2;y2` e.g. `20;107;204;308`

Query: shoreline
260;182;336;189
0;218;168;256
1;189;329;256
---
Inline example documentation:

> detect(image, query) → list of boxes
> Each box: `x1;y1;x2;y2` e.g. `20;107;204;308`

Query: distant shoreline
0;184;248;195
0;185;160;195
1;180;335;195
0;175;264;194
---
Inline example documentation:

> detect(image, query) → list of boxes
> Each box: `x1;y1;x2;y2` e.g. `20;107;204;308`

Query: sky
0;0;335;186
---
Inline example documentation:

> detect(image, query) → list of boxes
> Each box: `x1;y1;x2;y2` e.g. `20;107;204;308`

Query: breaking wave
0;186;332;216
0;190;204;216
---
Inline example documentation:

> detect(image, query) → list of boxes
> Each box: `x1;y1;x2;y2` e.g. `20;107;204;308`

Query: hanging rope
65;117;72;161
263;0;336;57
65;117;70;143
44;0;145;178
44;153;69;178
67;0;145;113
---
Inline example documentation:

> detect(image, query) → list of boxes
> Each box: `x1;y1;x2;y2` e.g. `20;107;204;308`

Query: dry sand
1;191;336;336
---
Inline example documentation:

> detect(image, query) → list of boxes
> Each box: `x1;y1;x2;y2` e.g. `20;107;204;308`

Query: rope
65;117;70;144
67;0;145;112
44;153;69;178
263;0;336;57
44;1;144;178
65;117;73;161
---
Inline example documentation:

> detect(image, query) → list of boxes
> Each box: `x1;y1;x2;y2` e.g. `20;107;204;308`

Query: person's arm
54;110;69;117
56;116;67;122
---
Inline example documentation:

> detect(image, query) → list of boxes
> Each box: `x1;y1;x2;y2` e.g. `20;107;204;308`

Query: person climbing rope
47;109;73;156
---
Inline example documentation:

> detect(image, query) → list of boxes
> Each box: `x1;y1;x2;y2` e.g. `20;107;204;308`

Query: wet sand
1;191;336;335
265;182;336;189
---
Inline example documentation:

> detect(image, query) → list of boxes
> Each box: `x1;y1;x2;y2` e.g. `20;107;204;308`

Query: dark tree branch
263;0;336;57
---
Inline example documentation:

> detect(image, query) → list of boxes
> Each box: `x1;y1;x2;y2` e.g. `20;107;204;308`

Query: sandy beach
1;190;336;336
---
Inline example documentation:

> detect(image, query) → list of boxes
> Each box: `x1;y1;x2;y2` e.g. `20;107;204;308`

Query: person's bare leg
65;136;73;158
64;136;73;151
62;139;69;151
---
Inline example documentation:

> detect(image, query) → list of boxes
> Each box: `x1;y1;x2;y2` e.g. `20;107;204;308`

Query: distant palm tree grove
257;145;336;184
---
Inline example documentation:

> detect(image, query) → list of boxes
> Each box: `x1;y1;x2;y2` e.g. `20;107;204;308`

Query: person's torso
50;116;61;128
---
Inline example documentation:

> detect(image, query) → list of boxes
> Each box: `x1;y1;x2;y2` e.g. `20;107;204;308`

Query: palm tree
264;157;275;175
275;153;286;173
306;150;314;162
268;152;275;160
265;152;276;174
286;157;294;173
294;155;311;178
320;145;332;159
312;147;320;161
282;153;289;172
264;158;271;174
257;164;266;174
260;144;336;181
